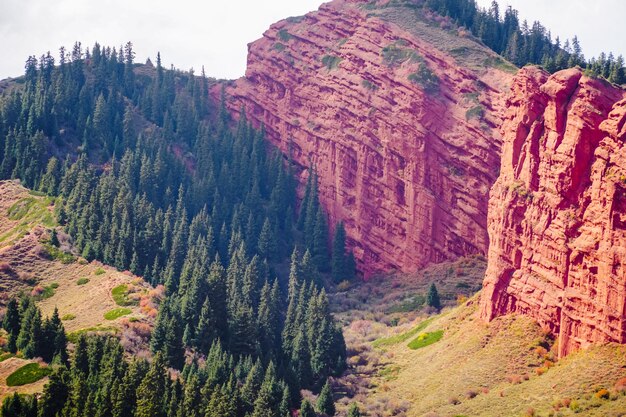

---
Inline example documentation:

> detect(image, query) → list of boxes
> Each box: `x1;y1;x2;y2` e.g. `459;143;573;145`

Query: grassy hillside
335;280;626;417
0;180;154;327
0;180;158;401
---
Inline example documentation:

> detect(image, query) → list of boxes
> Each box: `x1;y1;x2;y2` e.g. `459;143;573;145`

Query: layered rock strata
224;0;513;275
480;66;626;357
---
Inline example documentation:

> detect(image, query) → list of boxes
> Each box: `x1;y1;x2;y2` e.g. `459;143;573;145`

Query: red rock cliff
480;66;626;357
223;0;513;276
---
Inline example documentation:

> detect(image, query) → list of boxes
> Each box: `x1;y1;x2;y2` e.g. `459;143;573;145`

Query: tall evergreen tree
427;283;441;311
316;379;335;416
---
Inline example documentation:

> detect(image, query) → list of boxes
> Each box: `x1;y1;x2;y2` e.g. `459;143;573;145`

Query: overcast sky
1;0;624;80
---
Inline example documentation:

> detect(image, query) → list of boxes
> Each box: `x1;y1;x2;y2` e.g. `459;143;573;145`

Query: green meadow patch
104;308;131;320
408;329;444;350
6;363;51;386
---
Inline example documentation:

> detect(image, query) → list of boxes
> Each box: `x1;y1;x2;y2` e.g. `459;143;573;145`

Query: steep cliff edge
480;66;626;357
223;0;514;276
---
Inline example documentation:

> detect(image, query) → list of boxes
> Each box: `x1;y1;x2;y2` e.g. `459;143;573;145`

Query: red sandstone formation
223;0;513;276
480;66;626;357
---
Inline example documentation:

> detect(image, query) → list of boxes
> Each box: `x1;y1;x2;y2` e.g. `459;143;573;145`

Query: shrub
336;280;352;291
466;390;478;399
408;65;440;94
373;317;434;347
77;278;89;285
104;308;132;320
44;244;75;264
32;283;58;300
273;42;286;52
277;29;292;42
6;363;51;386
61;314;76;321
112;284;137;306
465;105;485;121
381;44;420;67
321;55;342;70
0;262;12;272
94;267;106;275
67;326;116;343
361;79;378;91
0;352;15;362
507;375;522;384
448;397;460;405
595;389;610;399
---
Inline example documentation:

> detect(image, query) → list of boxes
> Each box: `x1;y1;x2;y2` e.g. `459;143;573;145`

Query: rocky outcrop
223;0;513;276
480;66;626;357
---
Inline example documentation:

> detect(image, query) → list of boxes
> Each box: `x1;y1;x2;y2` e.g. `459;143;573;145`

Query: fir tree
135;353;167;417
316;379;335;416
427;283;441;311
331;222;347;282
300;399;316;417
2;298;20;353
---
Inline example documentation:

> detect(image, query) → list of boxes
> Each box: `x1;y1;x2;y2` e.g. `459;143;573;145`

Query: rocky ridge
223;0;514;276
480;66;626;357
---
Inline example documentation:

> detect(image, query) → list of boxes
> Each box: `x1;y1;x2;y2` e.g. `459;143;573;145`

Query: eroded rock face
223;0;512;276
480;66;626;357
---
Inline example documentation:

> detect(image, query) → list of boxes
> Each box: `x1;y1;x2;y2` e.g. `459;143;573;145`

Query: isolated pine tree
427;283;441;311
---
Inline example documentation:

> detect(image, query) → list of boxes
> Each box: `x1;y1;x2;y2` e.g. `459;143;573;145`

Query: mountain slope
223;0;515;276
341;294;626;417
0;180;153;334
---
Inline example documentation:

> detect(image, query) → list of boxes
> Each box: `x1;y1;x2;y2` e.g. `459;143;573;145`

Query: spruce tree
135;353;167;417
316;379;335;416
331;222;347;282
312;205;329;272
194;297;215;354
2;298;20;353
38;367;70;417
300;399;315;417
163;315;185;370
251;362;281;417
427;283;441;311
257;217;276;260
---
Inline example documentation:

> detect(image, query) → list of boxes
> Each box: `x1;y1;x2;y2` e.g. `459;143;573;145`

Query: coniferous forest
0;42;350;417
424;0;626;83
